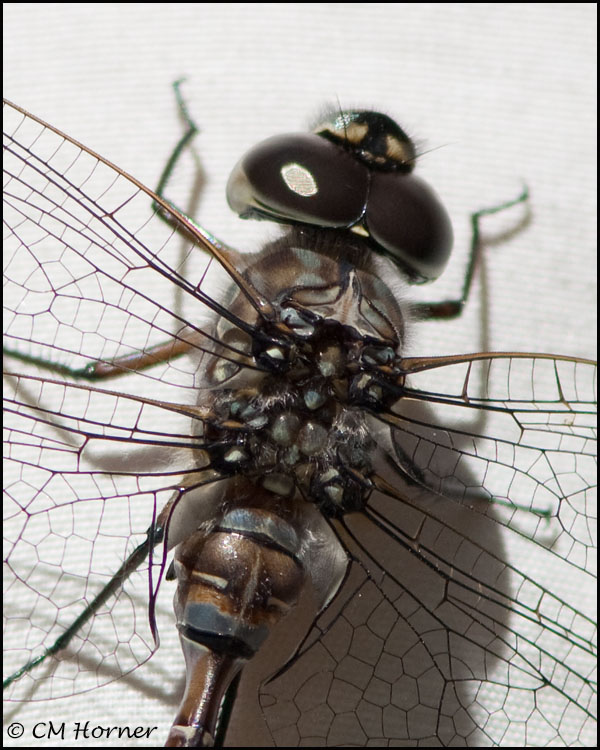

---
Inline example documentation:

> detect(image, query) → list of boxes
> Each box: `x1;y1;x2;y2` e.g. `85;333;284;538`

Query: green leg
414;186;530;320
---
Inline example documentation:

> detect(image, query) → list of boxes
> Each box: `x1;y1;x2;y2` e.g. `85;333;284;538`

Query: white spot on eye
280;163;318;197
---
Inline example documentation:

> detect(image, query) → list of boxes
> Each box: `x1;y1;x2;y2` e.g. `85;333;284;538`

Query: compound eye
226;133;368;227
366;172;453;282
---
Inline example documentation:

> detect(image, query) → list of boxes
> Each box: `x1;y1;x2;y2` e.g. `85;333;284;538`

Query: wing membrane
386;355;596;569
4;100;597;745
3;99;245;700
4;99;256;391
259;353;597;744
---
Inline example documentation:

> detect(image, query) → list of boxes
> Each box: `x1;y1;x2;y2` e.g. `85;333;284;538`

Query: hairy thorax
201;228;408;518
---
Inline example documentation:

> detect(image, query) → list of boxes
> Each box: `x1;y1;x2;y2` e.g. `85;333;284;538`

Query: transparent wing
4;375;207;699
256;355;596;746
393;354;596;574
3;99;246;701
4;99;597;749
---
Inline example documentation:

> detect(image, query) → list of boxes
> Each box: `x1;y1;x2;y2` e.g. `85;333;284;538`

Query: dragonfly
3;88;597;747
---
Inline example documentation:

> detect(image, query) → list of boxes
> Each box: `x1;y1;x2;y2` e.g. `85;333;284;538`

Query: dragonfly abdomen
166;497;306;747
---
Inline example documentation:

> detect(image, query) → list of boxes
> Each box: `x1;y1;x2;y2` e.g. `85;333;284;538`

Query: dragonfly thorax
203;249;406;517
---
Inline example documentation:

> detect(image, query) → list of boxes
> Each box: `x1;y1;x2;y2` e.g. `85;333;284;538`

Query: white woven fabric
4;4;596;747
